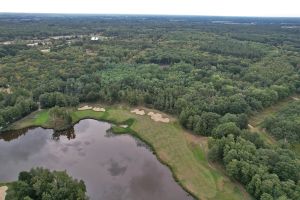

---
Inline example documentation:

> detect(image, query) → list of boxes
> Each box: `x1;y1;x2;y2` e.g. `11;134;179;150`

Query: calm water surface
0;119;192;200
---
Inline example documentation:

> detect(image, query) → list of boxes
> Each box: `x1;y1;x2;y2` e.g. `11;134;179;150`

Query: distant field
7;105;251;200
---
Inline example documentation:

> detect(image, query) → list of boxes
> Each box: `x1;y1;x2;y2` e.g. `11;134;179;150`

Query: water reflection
0;119;192;200
0;128;30;141
0;127;76;142
52;127;76;140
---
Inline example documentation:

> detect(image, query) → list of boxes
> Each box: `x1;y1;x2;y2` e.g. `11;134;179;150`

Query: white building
91;36;99;41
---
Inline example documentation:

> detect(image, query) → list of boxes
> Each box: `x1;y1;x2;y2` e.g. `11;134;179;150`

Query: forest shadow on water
0;119;193;200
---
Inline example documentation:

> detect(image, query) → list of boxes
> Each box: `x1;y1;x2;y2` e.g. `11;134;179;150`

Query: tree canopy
6;167;88;200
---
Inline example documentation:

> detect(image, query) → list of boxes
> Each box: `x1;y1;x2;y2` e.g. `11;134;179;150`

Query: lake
0;119;193;200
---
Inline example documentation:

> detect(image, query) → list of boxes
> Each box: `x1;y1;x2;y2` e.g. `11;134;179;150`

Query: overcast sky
0;0;299;17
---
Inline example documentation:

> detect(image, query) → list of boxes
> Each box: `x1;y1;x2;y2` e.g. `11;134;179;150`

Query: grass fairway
7;105;251;200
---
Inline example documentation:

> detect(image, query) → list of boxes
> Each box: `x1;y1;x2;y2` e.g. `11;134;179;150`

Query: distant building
26;43;39;47
91;36;99;41
40;49;50;53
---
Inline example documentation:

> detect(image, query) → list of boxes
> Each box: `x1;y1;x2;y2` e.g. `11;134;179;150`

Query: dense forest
263;101;300;143
6;167;87;200
0;14;300;199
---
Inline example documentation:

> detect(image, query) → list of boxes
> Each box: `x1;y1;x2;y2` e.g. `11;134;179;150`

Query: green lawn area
34;110;50;125
8;110;50;130
7;105;251;200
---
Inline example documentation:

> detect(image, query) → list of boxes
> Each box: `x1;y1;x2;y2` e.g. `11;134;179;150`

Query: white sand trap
147;112;170;123
292;97;300;101
120;125;128;128
92;107;106;112
0;186;8;200
78;105;93;111
131;109;145;115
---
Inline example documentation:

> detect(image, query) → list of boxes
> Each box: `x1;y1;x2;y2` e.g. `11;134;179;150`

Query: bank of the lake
4;105;251;200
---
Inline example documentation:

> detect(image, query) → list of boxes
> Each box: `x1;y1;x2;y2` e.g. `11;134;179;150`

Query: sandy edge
0;186;8;200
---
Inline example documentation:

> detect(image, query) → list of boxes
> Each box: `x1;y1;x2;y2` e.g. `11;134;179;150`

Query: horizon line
0;12;300;18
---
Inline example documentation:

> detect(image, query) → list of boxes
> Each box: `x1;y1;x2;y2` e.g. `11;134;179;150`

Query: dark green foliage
1;15;299;136
199;37;266;59
0;92;38;131
208;135;300;200
240;130;265;148
6;167;88;200
39;92;79;108
262;101;300;143
0;44;28;58
212;122;241;138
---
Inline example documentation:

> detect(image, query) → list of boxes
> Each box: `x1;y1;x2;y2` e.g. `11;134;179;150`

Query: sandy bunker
131;109;170;123
130;109;145;115
0;186;8;200
92;107;106;112
78;105;93;110
78;105;105;112
148;112;170;123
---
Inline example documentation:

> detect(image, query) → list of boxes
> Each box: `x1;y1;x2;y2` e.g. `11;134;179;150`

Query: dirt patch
292;97;300;101
147;112;170;123
92;107;106;112
0;186;8;200
131;109;145;115
78;105;93;111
